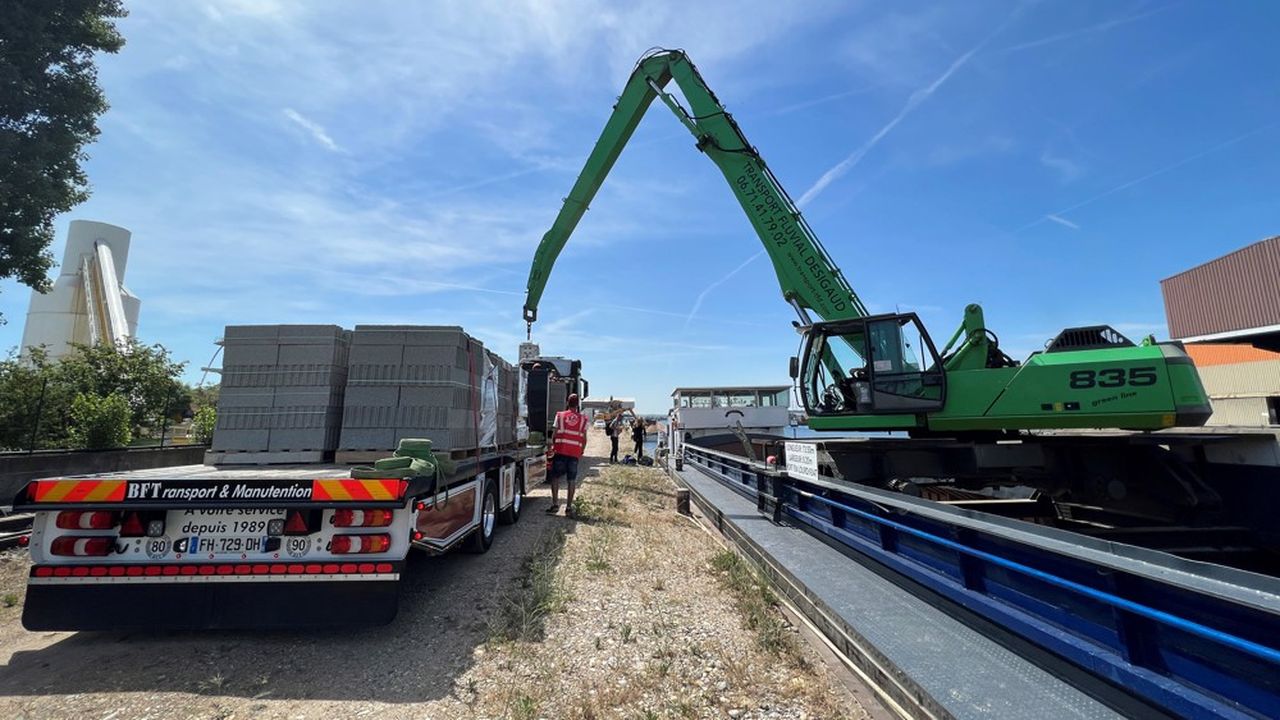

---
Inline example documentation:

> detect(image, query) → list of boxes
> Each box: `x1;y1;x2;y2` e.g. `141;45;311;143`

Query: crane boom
523;48;867;327
522;48;1211;436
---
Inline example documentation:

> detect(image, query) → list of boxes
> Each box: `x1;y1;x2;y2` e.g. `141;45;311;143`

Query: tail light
330;534;391;555
56;511;118;530
331;509;394;528
119;512;147;537
284;509;314;535
50;536;115;557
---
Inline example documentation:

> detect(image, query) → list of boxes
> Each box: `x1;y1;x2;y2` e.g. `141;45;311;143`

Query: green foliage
69;391;132;449
0;0;127;322
0;341;186;450
55;340;188;430
0;347;75;449
191;406;216;445
189;384;220;412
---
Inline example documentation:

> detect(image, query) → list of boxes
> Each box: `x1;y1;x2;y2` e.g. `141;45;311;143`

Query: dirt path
0;433;868;719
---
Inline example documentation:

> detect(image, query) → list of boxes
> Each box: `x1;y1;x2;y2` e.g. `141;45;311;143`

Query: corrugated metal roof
1185;343;1280;367
1161;236;1280;339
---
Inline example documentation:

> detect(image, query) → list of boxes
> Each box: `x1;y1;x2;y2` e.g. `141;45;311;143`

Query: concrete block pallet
338;325;490;456
212;324;350;463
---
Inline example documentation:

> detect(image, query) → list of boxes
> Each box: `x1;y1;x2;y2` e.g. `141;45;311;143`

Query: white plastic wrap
480;351;499;447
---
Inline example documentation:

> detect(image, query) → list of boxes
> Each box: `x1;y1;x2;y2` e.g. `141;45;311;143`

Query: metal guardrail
681;443;1280;720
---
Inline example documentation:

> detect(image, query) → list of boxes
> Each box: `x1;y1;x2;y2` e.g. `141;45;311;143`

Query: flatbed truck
13;446;547;630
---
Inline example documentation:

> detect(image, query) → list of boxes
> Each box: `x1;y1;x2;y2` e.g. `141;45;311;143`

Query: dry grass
455;436;864;720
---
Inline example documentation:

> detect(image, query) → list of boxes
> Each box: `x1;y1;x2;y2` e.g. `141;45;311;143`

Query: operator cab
796;313;946;417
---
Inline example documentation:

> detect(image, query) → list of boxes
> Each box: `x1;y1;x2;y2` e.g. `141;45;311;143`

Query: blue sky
2;1;1277;413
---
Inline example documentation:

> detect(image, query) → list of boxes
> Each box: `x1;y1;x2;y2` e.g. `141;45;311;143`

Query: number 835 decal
1068;367;1157;389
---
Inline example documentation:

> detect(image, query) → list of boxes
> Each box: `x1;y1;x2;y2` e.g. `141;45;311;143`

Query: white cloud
1039;148;1083;183
282;109;341;152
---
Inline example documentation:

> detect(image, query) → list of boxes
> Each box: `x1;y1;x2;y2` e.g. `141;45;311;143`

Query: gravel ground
0;433;870;719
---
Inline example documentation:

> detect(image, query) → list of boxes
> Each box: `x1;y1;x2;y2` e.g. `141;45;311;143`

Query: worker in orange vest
547;393;587;517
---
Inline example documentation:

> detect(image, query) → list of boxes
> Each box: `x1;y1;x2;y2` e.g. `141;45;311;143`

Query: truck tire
468;478;498;553
499;471;523;526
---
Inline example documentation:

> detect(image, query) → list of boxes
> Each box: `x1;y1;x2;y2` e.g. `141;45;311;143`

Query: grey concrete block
349;343;405;366
271;365;346;388
211;428;270;452
273;387;344;408
223;325;280;340
402;345;468;368
338;428;396;451
398;385;473;410
278;343;346;366
269;407;341;429
220;365;273;389
215;408;274;430
343;386;401;407
269;427;340;451
218;388;275;409
222;344;281;366
276;324;346;340
342;404;399;429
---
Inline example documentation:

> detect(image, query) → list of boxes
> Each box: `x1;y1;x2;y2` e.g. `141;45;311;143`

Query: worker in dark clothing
607;417;621;463
631;418;645;459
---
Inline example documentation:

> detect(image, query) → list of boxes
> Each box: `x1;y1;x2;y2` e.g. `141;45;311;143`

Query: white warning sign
784;442;820;483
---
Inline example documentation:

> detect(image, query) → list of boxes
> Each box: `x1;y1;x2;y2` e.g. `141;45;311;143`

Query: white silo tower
20;220;142;360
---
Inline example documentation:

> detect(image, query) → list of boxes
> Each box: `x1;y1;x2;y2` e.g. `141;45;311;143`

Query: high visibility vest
552;410;587;458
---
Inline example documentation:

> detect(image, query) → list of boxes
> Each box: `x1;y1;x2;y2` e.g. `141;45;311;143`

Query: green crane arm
522;48;868;328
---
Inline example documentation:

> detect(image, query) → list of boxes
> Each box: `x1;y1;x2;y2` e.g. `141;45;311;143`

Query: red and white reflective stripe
56;511;118;530
51;537;114;557
332;509;394;527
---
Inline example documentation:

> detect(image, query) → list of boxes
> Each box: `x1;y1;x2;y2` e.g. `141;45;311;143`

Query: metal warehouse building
1162;235;1280;426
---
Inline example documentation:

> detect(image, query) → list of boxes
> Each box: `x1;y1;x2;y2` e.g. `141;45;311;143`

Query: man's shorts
550;454;580;487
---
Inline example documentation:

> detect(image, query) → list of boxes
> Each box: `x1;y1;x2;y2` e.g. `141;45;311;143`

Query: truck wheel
468;478;498;553
499;472;523;525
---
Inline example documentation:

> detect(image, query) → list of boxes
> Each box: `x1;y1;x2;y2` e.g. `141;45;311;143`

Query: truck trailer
14;445;545;630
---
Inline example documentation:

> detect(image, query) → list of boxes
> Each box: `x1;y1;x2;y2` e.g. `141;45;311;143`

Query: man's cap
568;393;579;403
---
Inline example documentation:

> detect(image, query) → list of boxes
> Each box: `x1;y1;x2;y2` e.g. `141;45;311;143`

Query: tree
0;341;186;449
191;406;216;446
0;347;75;449
69;391;131;449
54;340;187;433
0;0;127;323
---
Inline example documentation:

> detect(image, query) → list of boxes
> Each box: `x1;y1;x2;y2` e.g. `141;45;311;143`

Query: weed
671;697;699;718
489;529;569;642
652;577;665;591
1;593;18;608
584;529;612;573
510;692;538;720
594;636;602;651
198;672;226;693
620;623;634;643
709;549;797;656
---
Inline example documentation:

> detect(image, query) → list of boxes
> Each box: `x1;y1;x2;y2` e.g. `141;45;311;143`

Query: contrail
1045;214;1080;230
683;249;766;331
999;4;1177;53
796;14;1016;208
